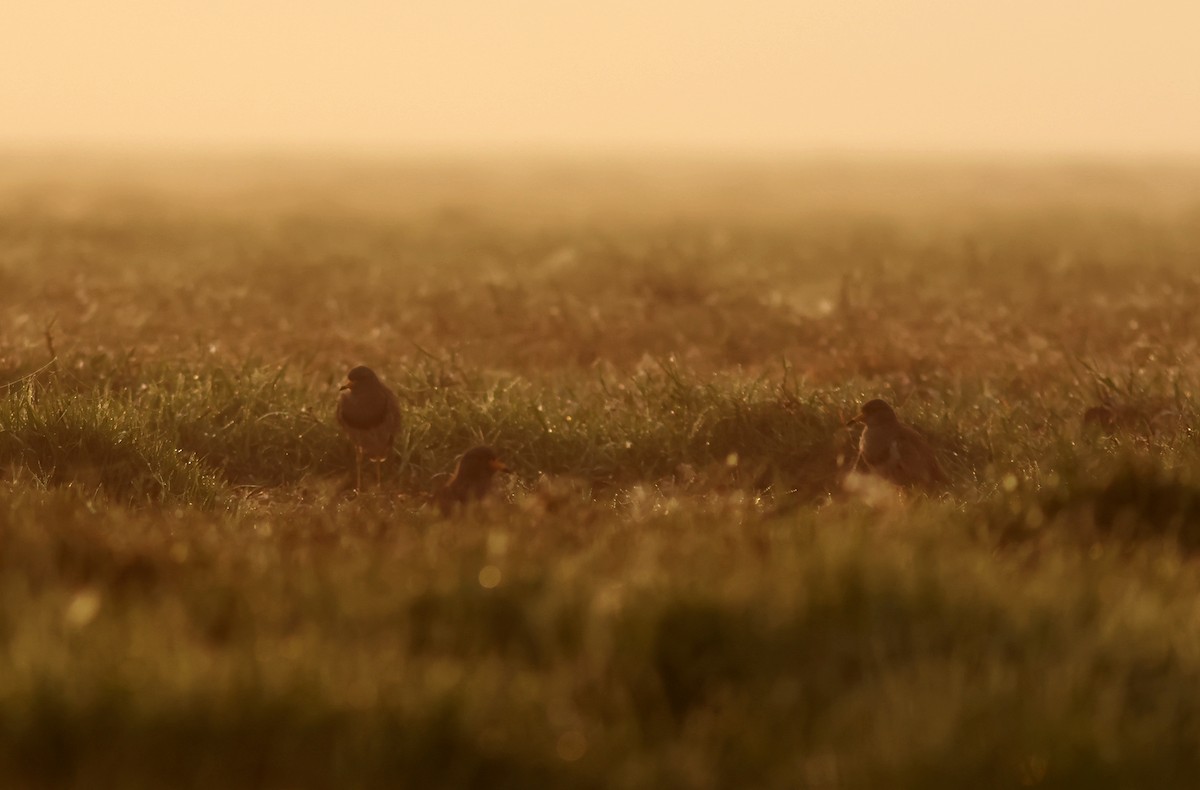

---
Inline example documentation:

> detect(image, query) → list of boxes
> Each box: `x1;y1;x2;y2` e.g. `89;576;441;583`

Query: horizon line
3;138;1200;168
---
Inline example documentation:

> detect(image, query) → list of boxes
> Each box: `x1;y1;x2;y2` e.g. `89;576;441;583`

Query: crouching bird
336;365;401;490
847;399;947;488
435;446;510;515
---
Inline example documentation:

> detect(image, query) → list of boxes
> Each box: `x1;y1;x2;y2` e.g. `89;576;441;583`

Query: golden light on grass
2;99;1200;788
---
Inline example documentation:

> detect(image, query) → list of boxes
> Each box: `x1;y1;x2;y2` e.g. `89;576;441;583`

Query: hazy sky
4;1;1199;154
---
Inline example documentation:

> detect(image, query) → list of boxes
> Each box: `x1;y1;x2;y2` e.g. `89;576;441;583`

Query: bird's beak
490;458;511;473
846;412;865;426
339;379;352;391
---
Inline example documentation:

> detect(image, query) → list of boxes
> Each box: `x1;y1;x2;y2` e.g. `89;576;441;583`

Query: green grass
3;155;1200;787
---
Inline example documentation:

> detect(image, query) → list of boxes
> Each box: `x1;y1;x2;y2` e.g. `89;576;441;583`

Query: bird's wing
860;428;894;468
895;425;946;486
877;438;916;484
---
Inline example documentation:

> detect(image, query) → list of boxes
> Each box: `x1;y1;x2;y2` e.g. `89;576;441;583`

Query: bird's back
895;422;947;485
861;420;946;487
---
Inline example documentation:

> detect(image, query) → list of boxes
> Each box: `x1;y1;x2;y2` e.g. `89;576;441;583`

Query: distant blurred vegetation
2;155;1200;788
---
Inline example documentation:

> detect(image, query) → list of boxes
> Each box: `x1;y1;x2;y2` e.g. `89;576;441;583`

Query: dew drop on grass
479;565;502;589
64;589;101;629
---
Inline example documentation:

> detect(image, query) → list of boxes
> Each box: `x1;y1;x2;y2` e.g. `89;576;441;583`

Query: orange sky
4;1;1199;155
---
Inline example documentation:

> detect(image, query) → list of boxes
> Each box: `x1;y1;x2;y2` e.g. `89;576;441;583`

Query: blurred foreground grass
3;154;1200;788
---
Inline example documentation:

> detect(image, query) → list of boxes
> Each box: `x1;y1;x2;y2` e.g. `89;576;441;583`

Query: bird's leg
355;449;364;491
375;458;383;488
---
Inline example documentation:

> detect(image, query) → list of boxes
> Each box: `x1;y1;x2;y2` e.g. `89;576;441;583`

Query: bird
846;399;947;488
435;445;510;515
335;365;401;490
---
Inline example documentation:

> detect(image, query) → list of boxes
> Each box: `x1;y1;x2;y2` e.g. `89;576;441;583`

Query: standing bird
847;399;948;488
435;446;510;515
335;366;402;490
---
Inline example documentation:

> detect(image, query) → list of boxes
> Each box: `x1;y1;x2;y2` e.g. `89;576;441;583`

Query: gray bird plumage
336;366;401;489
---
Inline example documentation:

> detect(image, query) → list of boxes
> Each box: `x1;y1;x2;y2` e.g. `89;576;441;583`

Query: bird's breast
860;428;896;467
338;390;389;430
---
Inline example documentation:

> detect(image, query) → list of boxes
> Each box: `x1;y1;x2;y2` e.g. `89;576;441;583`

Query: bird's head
456;445;510;479
340;365;380;391
847;398;898;426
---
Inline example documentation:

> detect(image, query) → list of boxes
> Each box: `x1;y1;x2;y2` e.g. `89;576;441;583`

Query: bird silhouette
435;446;510;515
847;399;947;488
335;365;401;490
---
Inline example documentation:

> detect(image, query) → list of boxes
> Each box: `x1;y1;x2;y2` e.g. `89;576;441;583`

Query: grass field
3;152;1200;788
